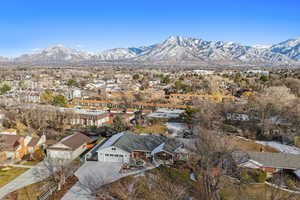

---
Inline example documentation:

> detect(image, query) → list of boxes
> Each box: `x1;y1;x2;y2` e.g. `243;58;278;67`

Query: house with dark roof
47;133;90;160
232;151;300;174
85;131;187;164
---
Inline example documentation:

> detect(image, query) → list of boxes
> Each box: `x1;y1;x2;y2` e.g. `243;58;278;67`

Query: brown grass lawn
3;181;45;200
17;160;40;166
133;122;167;134
221;182;300;200
0;167;28;188
228;136;278;152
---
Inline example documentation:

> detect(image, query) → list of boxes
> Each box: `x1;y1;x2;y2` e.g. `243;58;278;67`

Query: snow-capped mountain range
2;36;300;67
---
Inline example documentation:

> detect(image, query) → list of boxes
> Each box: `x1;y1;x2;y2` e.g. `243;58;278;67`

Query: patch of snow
256;141;300;155
166;122;188;132
190;172;197;182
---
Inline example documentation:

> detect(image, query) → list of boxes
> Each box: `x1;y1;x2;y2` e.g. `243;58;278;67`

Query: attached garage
97;146;130;163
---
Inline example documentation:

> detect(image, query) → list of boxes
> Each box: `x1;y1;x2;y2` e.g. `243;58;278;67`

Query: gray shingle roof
112;131;182;154
236;151;300;170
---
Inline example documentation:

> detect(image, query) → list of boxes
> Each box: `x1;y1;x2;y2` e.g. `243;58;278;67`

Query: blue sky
1;0;300;57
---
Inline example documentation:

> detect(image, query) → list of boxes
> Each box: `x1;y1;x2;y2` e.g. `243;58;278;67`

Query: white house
226;113;250;121
85;131;185;164
68;89;82;99
47;133;90;160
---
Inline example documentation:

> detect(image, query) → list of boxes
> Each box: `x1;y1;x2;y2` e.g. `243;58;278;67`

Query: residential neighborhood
0;67;300;200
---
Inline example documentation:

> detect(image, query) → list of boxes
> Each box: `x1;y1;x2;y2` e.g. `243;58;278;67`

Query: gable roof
28;137;40;147
106;131;182;154
61;133;90;150
49;133;90;151
0;134;20;151
233;151;300;170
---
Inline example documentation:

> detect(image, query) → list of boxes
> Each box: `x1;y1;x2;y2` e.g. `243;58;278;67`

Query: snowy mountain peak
271;38;300;61
15;45;94;63
8;36;300;66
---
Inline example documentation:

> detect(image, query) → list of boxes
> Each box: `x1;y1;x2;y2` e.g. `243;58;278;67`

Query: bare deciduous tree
33;158;79;191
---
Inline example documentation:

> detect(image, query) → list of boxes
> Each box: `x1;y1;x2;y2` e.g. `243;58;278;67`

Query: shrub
240;170;253;183
256;171;267;183
222;124;240;133
284;175;296;188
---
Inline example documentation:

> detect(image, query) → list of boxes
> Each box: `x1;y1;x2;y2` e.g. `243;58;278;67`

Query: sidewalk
0;163;46;199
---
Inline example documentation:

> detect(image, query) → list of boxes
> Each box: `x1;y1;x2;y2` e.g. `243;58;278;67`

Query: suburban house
0;134;27;161
232;151;300;175
1;128;18;135
85;131;187;164
66;109;110;127
0;132;46;161
226;113;250;121
146;108;185;120
47;133;90;160
20;105;110;128
26;135;46;153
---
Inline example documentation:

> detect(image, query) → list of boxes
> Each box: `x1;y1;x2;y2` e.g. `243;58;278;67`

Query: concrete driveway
62;162;122;200
62;161;157;200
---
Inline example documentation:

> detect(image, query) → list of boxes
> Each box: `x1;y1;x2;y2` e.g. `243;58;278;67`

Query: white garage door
103;154;124;162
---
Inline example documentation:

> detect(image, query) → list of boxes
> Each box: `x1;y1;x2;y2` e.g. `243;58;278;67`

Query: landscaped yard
0;167;28;188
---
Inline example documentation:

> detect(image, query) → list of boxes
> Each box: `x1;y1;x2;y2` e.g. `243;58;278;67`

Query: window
105;154;109;156
112;147;116;151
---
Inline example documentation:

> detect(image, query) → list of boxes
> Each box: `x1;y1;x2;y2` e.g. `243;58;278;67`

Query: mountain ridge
1;36;300;67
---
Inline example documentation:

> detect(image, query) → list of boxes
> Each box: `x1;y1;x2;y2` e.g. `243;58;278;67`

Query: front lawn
3;181;46;200
16;160;40;166
0;167;28;187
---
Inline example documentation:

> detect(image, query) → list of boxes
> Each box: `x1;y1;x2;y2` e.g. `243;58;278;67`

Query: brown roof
0;134;20;151
28;137;40;147
61;133;90;150
45;140;57;146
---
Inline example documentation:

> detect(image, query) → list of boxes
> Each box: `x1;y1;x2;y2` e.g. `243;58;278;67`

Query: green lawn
0;167;28;187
